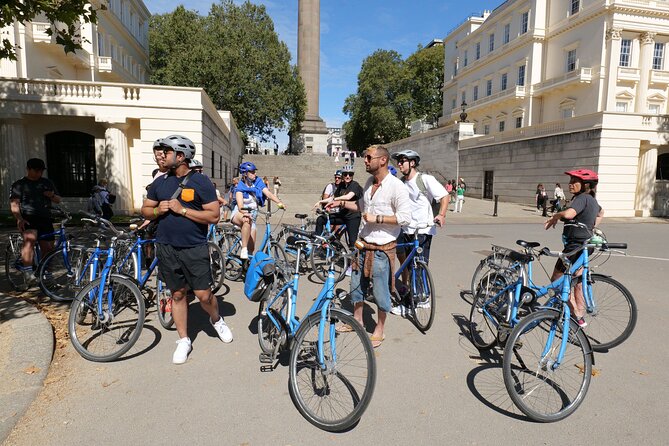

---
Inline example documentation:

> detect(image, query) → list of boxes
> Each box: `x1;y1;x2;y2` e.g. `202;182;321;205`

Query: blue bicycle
257;227;376;432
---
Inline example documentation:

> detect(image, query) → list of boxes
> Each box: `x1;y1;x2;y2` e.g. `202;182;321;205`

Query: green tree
405;44;444;125
149;0;305;143
0;0;103;60
343;50;411;152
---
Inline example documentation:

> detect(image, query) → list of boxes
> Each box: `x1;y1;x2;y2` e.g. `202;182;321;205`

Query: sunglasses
396;159;410;165
247;170;257;174
342;173;354;177
365;155;383;162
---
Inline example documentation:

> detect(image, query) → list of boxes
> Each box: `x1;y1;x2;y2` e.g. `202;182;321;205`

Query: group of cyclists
9;131;603;364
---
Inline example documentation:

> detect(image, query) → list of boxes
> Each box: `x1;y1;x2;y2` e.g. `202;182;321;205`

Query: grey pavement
1;196;667;445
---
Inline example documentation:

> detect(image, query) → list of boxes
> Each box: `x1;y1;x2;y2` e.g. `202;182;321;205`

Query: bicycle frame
117;236;158;289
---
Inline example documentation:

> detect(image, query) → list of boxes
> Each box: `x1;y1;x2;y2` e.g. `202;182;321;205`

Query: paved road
3;220;668;445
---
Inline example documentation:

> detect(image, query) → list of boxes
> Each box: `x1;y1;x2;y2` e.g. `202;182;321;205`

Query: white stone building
0;0;244;213
390;0;669;217
327;127;343;156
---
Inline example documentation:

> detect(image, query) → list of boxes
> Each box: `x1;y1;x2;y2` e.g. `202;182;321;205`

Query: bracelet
381;215;384;224
153;207;158;217
375;214;381;224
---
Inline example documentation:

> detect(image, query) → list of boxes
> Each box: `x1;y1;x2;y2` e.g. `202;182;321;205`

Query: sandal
336;323;354;333
370;334;385;348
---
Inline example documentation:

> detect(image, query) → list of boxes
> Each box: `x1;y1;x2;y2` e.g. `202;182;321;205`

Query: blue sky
144;0;493;148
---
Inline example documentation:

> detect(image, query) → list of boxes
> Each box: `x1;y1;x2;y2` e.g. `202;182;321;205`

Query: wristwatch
181;208;188;217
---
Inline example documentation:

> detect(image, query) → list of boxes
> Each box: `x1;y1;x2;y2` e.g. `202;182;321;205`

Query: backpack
243;251;276;302
411;173;442;217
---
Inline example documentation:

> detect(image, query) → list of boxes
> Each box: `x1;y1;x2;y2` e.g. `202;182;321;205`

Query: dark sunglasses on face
342;173;353;177
396;159;409;165
364;155;383;162
247;170;257;174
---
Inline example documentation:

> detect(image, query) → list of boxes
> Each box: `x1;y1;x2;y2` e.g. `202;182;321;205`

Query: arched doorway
45;131;96;197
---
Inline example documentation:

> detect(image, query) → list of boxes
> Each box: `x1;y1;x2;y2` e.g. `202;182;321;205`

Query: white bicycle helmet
189;159;203;169
391;149;421;165
161;135;196;160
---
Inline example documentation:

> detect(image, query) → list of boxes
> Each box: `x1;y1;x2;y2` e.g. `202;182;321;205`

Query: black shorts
23;217;55;241
156;243;212;292
397;232;432;263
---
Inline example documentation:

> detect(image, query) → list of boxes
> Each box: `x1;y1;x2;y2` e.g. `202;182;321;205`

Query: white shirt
358;173;412;245
323;182;335;197
402;173;448;235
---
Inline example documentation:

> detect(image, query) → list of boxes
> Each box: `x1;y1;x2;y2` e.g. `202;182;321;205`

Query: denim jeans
350;250;392;313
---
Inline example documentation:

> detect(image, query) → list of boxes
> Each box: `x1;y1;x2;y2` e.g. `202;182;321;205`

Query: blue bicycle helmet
335;170;342;177
239;161;257;174
388;165;398;176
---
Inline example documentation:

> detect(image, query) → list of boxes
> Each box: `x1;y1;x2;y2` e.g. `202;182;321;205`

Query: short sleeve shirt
10;177;58;219
402;173;448;235
335;180;363;216
147;172;217;247
562;193;601;244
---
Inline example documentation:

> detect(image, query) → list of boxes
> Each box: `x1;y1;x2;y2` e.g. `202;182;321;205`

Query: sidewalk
0;294;53;443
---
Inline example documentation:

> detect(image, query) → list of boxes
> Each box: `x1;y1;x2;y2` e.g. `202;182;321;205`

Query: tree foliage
0;0;103;60
343;45;444;152
149;0;306;143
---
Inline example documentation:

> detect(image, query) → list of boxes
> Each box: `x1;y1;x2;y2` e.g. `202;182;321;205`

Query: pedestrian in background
455;182;465;213
536;183;547;213
273;176;282;197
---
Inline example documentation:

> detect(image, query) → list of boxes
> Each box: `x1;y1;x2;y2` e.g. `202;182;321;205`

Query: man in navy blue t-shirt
142;135;233;364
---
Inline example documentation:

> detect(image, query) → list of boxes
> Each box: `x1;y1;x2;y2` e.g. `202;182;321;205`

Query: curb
0;293;54;443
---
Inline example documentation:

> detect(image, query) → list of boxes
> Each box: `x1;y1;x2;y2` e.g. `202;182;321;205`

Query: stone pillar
605;28;622;111
297;0;328;154
635;144;658;216
635;32;656;113
101;122;133;213
0;115;28;208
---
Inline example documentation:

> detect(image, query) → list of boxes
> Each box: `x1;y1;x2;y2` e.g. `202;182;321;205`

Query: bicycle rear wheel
470;252;514;294
408;261;436;332
38;245;86;302
4;240;30;292
222;232;243;281
469;271;509;349
582;274;637;352
257;290;289;354
289;308;376;432
503;309;592;422
155;278;174;329
68;274;146;362
208;242;225;293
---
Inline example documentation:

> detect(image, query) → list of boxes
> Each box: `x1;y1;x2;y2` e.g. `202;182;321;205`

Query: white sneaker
240;247;249;260
390;304;409;318
211;317;233;343
172;337;192;364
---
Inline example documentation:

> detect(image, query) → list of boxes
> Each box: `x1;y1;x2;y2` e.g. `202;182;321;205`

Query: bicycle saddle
286;236;309;247
295;213;308;219
516;240;540;249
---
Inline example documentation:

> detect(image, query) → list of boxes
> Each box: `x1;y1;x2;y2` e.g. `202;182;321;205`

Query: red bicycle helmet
565;169;598;182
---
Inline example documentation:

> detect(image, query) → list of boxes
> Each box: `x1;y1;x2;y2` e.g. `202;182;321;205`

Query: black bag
107;193;117;204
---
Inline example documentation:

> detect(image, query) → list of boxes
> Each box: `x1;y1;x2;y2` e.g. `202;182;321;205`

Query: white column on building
635;143;658;216
605;28;623;111
0;115;28;208
635;32;656;113
101;121;133;213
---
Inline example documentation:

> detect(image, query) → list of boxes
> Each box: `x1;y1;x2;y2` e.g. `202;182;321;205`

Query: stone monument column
297;0;328;154
99;120;133;213
605;28;622;111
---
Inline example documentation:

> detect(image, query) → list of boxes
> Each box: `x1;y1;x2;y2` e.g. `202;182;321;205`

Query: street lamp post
456;101;467;182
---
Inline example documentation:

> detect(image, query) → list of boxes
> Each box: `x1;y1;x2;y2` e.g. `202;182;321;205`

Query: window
501;73;508;91
649;103;661;114
616;101;628;112
97;32;104;56
504;24;510;44
476;42;481;60
499;121;505;132
562;108;574;119
45;131;96;197
219;155;223;179
653;43;664;70
461;91;466;103
620;39;632;67
489;34;495;52
211;150;215;177
570;0;580;15
566;49;577;72
452;98;456;109
484;124;490;135
464;50;468;67
473;86;479;101
515;116;523;128
657;153;669;180
517;65;526;86
453;62;458;76
521;12;529;34
486;79;492;96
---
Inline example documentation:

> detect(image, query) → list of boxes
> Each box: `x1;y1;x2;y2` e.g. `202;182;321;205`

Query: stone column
635;144;658;216
635;32;656;113
0;115;28;208
101;122;133;213
605;28;622;111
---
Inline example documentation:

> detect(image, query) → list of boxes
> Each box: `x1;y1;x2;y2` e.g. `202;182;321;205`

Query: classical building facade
0;0;244;213
326;127;342;156
412;0;669;217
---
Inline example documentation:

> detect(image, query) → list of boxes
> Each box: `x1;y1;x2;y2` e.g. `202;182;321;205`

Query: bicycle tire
222;232;243;281
288;308;376;432
155;278;174;329
257;290;289;354
74;250;99;324
409;261;436;332
503;309;592;422
310;239;349;283
582;274;637;352
269;241;289;267
114;243;139;280
38;245;87;302
470;252;514;294
68;274;146;362
4;241;30;292
468;271;509;349
208;242;225;293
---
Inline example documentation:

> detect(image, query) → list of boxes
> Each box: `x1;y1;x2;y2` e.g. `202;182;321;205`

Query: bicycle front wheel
409;261;436;332
155;278;174;329
38;245;87;302
310;239;349;283
582;274;637;352
288;309;376;432
503;309;592;422
469;271;509;349
208;242;225;293
4;241;30;292
257;291;289;354
68;274;146;362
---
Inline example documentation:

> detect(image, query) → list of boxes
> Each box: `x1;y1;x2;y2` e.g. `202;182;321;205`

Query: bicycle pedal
259;352;274;364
